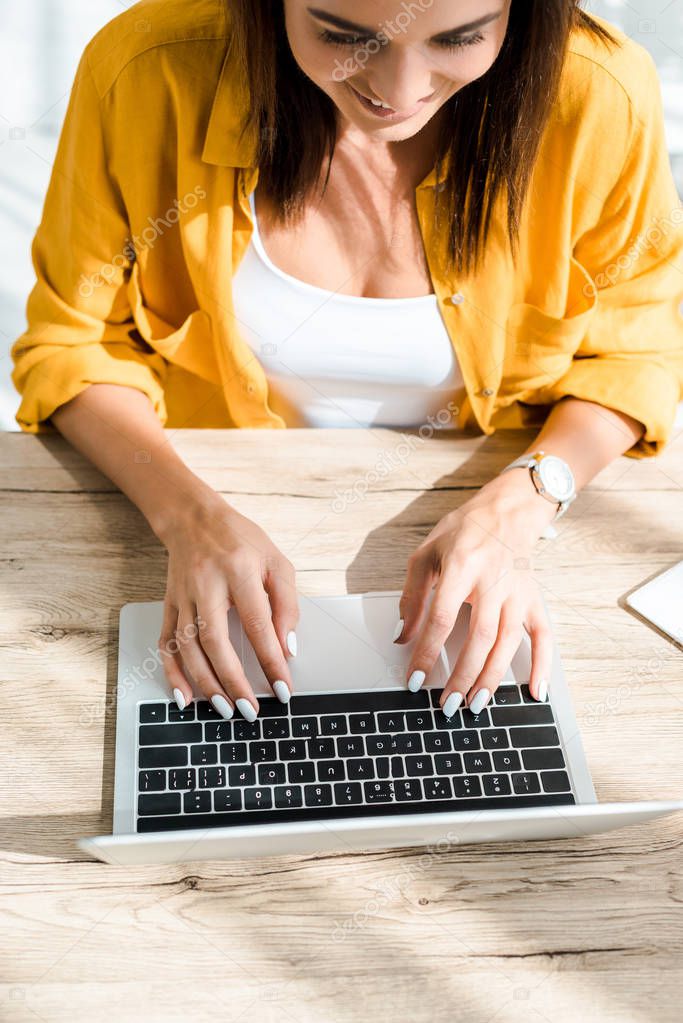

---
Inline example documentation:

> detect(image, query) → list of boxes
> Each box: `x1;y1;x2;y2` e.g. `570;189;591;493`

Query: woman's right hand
157;493;299;720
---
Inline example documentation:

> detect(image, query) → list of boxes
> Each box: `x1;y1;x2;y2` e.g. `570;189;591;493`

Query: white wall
1;0;681;430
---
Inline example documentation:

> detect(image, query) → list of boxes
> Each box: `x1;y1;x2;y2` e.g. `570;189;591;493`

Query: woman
11;1;683;722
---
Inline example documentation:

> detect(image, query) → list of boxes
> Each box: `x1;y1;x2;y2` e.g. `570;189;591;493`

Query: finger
232;573;294;705
394;549;435;645
176;606;243;720
264;559;300;663
406;567;472;695
195;593;264;720
158;601;191;710
438;595;503;715
524;598;553;702
466;600;524;712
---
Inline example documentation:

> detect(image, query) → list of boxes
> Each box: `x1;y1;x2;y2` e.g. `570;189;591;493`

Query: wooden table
2;427;683;1022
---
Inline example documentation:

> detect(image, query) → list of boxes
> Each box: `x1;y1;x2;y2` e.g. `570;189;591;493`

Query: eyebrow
306;6;503;37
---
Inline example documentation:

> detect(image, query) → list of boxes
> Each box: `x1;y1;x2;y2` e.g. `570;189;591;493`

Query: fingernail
236;697;258;722
211;694;234;720
173;687;186;711
407;669;425;692
442;691;463;717
392;618;405;642
286;630;297;657
469;688;491;714
273;680;290;704
536;678;548;702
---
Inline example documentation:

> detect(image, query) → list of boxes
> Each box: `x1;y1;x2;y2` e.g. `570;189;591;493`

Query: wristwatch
500;450;576;520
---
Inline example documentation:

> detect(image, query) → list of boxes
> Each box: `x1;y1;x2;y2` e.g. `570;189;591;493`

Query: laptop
78;591;683;864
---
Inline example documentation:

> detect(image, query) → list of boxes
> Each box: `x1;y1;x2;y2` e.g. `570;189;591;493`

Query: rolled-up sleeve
10;46;168;433
525;50;683;459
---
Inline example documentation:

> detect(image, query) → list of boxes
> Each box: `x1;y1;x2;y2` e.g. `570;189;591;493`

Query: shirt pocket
500;255;598;394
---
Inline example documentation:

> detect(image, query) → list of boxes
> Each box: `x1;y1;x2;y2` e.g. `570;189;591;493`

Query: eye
435;31;486;51
318;28;374;48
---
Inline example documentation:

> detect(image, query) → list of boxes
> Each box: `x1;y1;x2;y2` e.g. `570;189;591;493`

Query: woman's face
283;0;512;140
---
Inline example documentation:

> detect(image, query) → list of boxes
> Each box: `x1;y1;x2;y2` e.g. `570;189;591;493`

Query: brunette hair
230;1;618;277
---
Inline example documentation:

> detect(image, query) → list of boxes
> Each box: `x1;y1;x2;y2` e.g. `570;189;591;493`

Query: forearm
51;383;223;541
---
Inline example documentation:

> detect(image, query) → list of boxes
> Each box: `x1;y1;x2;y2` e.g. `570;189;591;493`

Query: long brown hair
230;1;618;277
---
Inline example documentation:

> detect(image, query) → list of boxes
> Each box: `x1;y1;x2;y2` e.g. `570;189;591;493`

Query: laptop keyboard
135;683;575;832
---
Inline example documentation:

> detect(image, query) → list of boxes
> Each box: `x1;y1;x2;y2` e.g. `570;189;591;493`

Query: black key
482;729;508;750
347;758;375;780
483;774;512;796
452;730;481;751
424;731;452;753
364;780;395;803
138;792;180;816
308;738;335;759
510;726;559;748
377;712;404;732
523;747;566;771
493;686;521;705
288;762;316;783
491;705;554;727
424;776;453;800
205;721;235;743
233;720;261;741
434;710;463;729
258;763;286;785
392;733;423;754
275;785;303;808
434;753;463;775
139;703;166;723
214;789;242;811
405;711;434;731
464;752;492;773
139;746;187;769
429;688;445;707
318;760;346;782
138;770;165;792
262;718;290;740
278;739;308;761
337;736;365;757
390;756;405;778
184;790;212;813
461;708;490;728
249;741;277;762
405;755;434;777
512;772;541;794
228;765;256;786
395;779;423;801
245;787;273;809
366;734;393;756
319;715;347;736
349;713;376;734
196;700;219;720
168;703;196;722
333;782;363;805
375;757;391;779
139;723;202;745
292;717;318;738
493;749;521;771
520;684;536;703
190;744;218;765
257;697;287;718
220;742;249;764
169;768;196;790
198;766;225;788
304;784;333;806
453;775;482;797
292;690;428;715
541;770;571;793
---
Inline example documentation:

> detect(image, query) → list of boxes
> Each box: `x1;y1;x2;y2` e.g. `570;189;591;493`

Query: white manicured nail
211;694;233;720
442;691;463;717
236;697;258;722
407;669;425;692
536;678;548;702
173;688;186;711
469;688;491;714
392;618;405;642
286;630;297;657
273;680;290;704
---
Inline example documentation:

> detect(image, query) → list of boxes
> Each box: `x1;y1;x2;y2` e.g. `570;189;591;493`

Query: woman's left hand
394;469;560;717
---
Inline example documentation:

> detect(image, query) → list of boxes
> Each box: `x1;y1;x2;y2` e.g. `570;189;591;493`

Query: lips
346;82;424;122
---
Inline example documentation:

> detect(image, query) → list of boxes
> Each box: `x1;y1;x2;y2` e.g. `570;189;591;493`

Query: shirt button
481;387;494;397
449;292;464;305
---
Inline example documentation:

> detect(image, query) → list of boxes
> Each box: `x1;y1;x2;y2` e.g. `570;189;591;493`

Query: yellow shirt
10;1;683;457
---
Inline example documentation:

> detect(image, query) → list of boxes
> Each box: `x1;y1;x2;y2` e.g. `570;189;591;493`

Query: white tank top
231;188;464;429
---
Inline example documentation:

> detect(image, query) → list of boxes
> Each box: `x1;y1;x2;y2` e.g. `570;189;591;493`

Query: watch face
538;456;574;501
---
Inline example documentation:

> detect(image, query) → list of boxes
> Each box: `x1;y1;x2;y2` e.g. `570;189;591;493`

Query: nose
366;45;436;111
